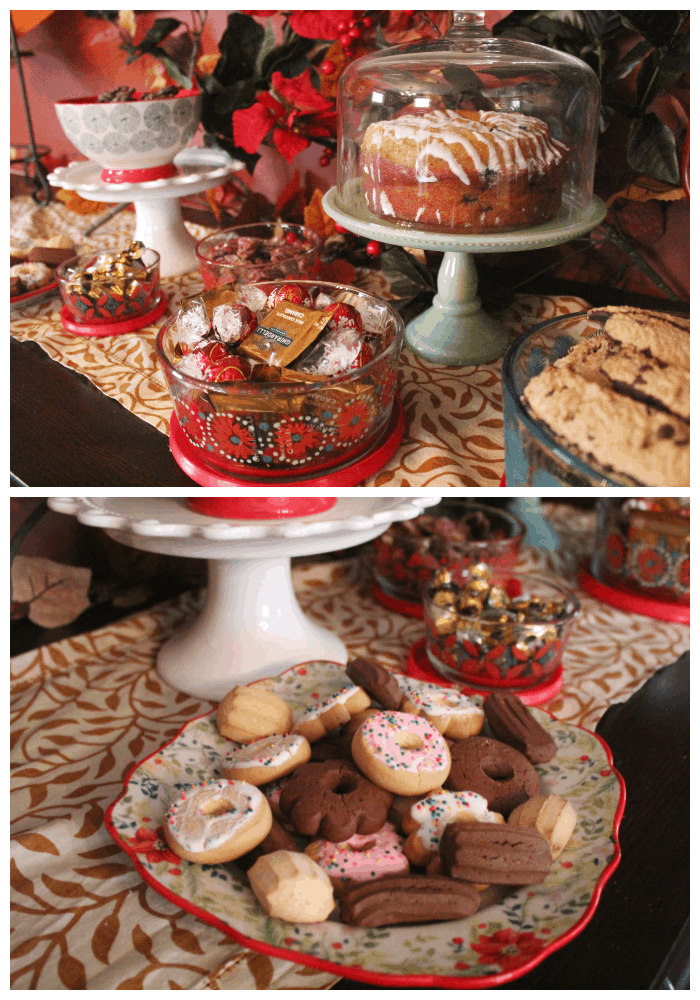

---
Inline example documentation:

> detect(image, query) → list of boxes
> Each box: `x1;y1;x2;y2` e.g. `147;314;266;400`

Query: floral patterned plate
105;660;625;988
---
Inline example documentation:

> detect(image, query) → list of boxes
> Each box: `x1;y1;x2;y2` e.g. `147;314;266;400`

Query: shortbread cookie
588;305;690;370
163;778;272;864
216;685;293;743
248;850;335;923
508;794;577;860
220;733;311;785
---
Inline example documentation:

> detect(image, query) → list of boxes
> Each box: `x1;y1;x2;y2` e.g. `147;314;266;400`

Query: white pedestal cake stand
323;184;607;366
47;148;241;278
47;497;439;701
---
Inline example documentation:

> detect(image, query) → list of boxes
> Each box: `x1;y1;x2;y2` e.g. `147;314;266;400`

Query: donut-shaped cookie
217;685;293;743
400;684;485;739
306;821;409;888
402;789;504;866
445;735;540;816
163;778;272;864
351;711;451;796
292;684;371;742
278;759;393;842
221;733;311;785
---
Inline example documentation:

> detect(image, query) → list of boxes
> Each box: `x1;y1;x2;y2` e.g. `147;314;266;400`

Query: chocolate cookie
339;873;481;926
345;657;403;710
236;818;299;871
445;735;540;816
483;692;557;764
278;759;392;842
440;820;552;884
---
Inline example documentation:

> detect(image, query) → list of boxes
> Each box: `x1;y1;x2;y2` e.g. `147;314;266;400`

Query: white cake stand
47;496;439;701
323;184;607;366
47;148;241;278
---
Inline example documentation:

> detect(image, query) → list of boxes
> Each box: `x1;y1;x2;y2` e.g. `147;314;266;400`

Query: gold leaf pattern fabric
10;196;589;485
11;544;688;988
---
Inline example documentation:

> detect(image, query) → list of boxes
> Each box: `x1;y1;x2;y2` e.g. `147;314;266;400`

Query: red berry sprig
320;13;375;68
366;240;382;257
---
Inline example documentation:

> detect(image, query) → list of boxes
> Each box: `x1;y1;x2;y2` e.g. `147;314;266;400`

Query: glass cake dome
336;11;601;236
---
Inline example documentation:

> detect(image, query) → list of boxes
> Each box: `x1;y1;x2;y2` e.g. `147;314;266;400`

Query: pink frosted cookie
400;685;485;739
292;684;371;743
351;710;451;795
402;789;504;866
163;778;272;864
306;821;408;888
221;733;311;785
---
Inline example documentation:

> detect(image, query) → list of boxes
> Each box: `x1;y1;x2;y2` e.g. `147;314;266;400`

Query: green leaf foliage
627;114;681;185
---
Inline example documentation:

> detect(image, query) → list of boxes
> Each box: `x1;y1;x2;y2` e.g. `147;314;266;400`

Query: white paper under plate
106;660;624;988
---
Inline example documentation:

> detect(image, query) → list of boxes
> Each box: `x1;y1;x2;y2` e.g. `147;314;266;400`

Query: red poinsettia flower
276;420;321;460
471;928;546;973
233;69;335;164
288;11;359;39
129;826;181;867
209;414;256;460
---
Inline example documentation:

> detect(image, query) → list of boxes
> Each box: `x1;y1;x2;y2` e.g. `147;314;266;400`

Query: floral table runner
10;195;590;486
11;546;689;989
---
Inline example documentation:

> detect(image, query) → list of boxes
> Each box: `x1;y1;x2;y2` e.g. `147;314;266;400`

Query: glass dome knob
445;10;490;39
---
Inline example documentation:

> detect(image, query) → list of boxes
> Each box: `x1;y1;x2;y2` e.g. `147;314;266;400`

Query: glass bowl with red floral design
56;244;160;324
374;501;525;604
424;565;579;691
155;278;404;481
195;223;322;290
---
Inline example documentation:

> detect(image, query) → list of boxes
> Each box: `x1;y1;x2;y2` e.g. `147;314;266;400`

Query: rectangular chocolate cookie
339;873;481;927
440;821;552;885
483;692;557;764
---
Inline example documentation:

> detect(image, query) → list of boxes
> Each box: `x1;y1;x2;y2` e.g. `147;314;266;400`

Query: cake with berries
360;109;568;233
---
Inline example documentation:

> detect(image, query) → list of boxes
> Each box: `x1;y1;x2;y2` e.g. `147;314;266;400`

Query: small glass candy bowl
591;497;690;605
54;88;202;183
196;223;322;290
374;501;525;603
155;279;404;482
503;311;629;487
57;245;160;325
424;566;579;691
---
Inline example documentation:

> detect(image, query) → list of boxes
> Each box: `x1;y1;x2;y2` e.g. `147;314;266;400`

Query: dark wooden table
333;652;690;990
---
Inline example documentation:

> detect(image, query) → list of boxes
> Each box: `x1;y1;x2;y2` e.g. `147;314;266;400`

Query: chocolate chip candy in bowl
196;223;322;290
156;279;404;482
56;243;160;324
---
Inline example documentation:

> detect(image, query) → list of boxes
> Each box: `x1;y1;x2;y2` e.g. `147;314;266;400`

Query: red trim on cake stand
578;563;690;624
371;579;423;618
169;394;405;486
60;292;169;337
186;498;337;519
406;639;563;706
100;163;179;184
499;472;506;487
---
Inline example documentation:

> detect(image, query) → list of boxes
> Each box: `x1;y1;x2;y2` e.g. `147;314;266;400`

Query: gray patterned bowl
54;88;202;183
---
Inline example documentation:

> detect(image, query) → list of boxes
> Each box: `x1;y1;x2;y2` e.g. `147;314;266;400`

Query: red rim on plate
169;395;405;487
104;659;625;990
60;291;169;337
578;562;690;624
406;639;563;706
371;579;423;618
10;279;59;306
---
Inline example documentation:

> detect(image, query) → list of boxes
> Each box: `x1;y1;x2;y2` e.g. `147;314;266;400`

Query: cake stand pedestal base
157;556;346;700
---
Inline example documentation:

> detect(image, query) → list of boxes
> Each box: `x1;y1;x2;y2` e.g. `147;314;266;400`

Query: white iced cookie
163;778;272;864
400;684;484;739
248;850;335;923
402;789;504;866
292;684;371;743
221;733;311;785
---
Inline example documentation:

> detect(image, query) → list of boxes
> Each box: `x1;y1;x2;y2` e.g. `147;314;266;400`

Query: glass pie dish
502;311;631;487
155;279;404;483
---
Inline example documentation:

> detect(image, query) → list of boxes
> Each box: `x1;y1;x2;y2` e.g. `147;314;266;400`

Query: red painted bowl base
407;639;563;707
169;395;405;487
60;292;169;337
578;562;690;624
